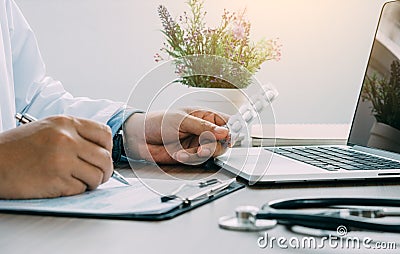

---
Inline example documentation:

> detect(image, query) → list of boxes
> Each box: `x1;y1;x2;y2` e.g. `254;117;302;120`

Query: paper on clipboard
0;178;182;216
0;178;243;219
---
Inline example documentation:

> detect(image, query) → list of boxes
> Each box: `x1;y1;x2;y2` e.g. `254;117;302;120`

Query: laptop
215;1;400;184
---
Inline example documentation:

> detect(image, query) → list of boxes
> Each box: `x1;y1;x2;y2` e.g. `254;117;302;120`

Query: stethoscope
218;197;400;233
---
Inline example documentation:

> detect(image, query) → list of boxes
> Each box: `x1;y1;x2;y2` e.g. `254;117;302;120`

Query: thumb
180;115;230;140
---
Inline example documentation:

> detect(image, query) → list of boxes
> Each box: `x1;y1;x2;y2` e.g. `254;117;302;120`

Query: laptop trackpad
217;148;325;180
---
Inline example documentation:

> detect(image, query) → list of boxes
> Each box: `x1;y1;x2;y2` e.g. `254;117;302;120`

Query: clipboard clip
161;179;236;207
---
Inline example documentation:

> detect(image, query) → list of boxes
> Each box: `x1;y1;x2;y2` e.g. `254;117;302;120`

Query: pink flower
231;22;246;40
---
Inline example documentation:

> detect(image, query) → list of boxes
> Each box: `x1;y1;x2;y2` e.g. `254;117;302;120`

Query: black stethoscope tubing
267;197;400;209
256;198;400;233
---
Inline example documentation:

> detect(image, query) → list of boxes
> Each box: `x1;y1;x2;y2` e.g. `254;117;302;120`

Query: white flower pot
367;122;400;153
165;84;247;115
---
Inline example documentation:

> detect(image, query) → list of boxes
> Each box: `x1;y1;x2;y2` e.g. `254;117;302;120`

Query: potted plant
155;0;281;113
362;60;400;153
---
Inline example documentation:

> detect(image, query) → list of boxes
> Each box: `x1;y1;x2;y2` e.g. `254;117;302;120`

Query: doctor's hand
123;108;230;164
0;116;113;199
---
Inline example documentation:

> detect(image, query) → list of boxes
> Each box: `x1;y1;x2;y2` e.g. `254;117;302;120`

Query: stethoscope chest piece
218;205;277;231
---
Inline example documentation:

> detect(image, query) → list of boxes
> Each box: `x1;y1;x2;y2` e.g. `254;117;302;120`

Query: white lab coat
0;0;123;132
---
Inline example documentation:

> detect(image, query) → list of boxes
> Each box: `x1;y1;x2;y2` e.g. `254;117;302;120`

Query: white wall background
15;0;388;124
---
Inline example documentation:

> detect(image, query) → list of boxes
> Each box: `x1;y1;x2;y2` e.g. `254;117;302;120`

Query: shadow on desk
115;160;236;181
116;160;400;190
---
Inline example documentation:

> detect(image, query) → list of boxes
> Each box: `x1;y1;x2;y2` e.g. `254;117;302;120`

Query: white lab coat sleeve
10;0;123;124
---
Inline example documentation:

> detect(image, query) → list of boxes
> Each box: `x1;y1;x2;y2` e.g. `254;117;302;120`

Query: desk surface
1;162;400;254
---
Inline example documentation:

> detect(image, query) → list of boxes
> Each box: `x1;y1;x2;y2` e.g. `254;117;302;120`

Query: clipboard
0;178;244;221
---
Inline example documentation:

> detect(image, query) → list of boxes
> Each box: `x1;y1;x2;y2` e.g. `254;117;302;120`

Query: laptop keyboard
268;146;400;171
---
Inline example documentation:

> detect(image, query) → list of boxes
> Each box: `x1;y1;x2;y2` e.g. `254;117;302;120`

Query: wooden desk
1;161;399;254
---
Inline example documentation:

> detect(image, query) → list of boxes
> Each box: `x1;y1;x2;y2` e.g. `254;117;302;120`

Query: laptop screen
348;1;400;154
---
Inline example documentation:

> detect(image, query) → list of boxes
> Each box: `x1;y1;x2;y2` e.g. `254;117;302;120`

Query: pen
15;113;131;186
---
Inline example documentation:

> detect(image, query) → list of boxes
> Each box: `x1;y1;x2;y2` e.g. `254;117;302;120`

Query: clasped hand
123;108;230;164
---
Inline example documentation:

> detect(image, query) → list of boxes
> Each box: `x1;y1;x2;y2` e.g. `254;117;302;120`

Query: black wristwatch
112;127;125;163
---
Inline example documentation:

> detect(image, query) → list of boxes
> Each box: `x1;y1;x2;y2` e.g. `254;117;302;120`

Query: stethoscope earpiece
218;205;277;231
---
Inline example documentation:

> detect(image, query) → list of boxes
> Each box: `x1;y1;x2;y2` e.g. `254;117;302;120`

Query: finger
76;138;113;181
180;115;230;140
197;142;217;157
73;118;113;151
206;111;230;126
184;108;230;126
173;145;218;165
192;112;229;126
59;177;87;197
208;112;229;126
199;140;229;157
197;130;217;156
71;159;105;190
197;111;228;127
173;148;208;165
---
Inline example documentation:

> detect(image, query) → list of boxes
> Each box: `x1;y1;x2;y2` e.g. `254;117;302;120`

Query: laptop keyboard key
319;165;340;171
340;165;363;170
274;146;400;172
284;154;309;161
